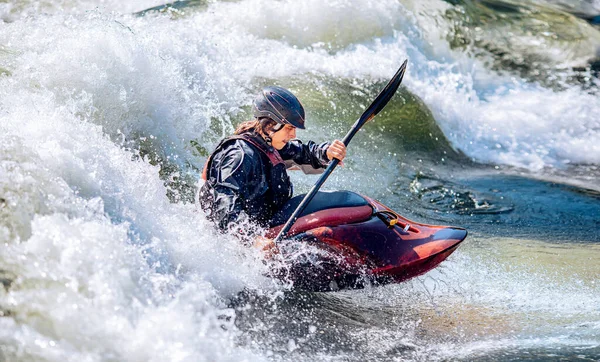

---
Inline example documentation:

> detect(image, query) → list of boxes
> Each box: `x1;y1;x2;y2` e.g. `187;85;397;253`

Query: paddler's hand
326;139;346;166
253;235;279;259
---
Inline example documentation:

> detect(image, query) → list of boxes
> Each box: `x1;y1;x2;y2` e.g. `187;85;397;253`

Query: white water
0;47;271;361
1;0;600;361
3;0;599;169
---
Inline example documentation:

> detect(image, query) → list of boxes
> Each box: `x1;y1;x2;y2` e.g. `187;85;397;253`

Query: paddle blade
358;59;407;126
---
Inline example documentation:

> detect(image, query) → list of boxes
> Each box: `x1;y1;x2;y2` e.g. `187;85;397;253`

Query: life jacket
201;133;293;218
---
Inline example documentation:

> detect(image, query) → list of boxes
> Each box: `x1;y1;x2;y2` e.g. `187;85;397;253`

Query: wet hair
234;118;279;138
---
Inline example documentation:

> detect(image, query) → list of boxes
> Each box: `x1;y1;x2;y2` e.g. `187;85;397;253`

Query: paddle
274;59;408;243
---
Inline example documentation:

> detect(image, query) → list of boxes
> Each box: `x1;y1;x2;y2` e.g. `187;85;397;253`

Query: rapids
1;0;599;361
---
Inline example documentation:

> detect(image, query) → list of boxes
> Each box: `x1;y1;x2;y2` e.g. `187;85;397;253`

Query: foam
1;1;599;360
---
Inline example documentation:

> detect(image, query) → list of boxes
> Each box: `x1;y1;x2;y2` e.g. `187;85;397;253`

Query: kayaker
199;86;347;251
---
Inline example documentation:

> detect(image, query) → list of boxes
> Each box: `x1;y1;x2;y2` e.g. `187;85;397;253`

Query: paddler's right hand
253;235;279;259
326;139;346;166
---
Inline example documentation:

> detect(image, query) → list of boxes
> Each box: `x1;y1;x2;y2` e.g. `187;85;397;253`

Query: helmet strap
271;123;284;132
257;117;282;146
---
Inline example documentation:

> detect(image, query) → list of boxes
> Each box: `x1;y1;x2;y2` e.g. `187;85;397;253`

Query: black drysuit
199;132;330;235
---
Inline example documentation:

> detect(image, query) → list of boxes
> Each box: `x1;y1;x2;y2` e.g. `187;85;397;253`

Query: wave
1;1;600;360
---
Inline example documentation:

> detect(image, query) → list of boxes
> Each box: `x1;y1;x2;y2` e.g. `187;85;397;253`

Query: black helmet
253;86;306;129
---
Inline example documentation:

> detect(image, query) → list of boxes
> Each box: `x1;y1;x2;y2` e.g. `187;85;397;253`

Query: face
270;124;297;150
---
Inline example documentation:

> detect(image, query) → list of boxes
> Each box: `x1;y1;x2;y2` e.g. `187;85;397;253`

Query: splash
1;0;599;360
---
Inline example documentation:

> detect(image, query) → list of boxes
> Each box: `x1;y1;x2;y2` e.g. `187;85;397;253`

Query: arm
279;139;330;169
280;139;347;173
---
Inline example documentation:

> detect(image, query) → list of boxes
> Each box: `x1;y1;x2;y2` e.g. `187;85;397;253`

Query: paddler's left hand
253;235;279;259
327;139;346;166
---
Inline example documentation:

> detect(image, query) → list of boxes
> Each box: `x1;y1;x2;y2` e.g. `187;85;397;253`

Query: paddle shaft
274;61;407;242
273;108;377;242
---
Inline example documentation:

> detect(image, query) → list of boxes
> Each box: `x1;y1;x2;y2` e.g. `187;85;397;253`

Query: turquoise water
1;0;599;361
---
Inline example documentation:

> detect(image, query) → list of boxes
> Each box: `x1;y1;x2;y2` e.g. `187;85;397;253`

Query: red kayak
266;191;467;291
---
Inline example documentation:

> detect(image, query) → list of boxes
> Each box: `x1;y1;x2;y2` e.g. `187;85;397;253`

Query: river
1;0;599;361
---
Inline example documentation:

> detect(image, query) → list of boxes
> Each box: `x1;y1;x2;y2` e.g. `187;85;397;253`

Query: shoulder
214;138;259;158
212;139;263;173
